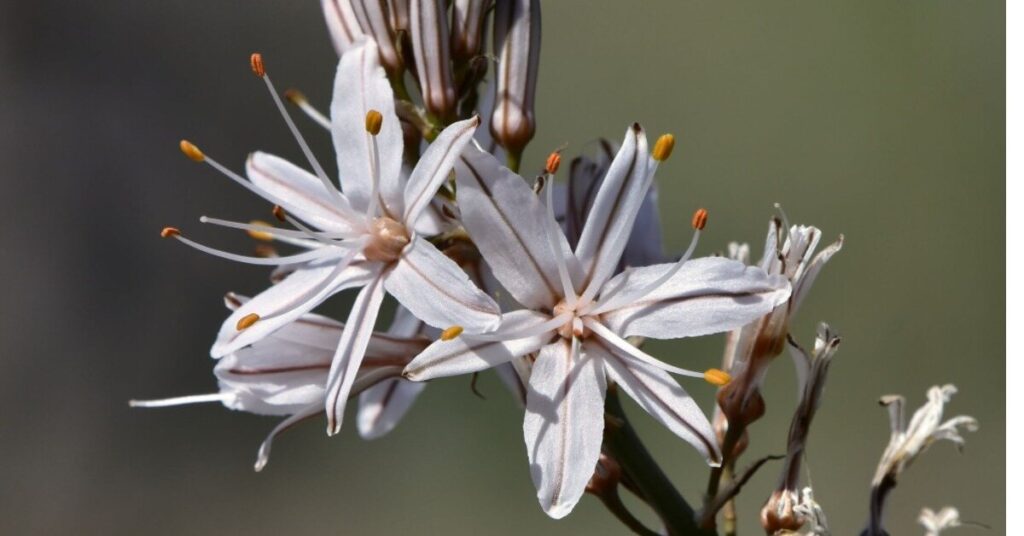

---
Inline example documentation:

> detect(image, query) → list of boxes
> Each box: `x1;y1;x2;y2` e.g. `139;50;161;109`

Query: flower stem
603;387;714;536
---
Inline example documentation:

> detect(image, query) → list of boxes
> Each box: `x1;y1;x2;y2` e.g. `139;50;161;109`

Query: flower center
552;300;590;340
364;217;410;262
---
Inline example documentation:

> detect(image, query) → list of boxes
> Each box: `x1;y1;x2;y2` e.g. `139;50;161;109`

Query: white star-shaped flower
166;39;500;436
404;127;791;518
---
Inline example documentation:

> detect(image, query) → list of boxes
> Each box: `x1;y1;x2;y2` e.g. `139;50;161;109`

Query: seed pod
410;0;457;119
490;0;541;156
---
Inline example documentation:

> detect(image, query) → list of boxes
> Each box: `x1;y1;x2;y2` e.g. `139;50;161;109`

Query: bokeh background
0;1;1004;534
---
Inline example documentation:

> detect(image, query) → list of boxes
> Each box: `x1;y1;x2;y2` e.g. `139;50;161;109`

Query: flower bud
490;0;541;155
451;0;488;61
350;0;404;74
322;0;365;54
410;0;457;119
389;0;410;31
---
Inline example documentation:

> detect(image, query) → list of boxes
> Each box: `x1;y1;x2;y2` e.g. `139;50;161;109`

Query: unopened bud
365;109;384;135
236;313;260;331
160;227;180;238
545;151;561;174
321;0;366;55
652;134;675;161
440;325;464;341
490;0;541;155
410;0;456;118
249;53;265;77
350;0;403;73
179;140;205;162
692;208;708;230
452;0;488;61
704;368;731;386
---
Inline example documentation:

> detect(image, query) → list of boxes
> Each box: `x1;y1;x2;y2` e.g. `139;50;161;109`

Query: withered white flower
918;507;961;536
874;385;979;486
130;294;430;470
404;127;791;518
166;39;499;436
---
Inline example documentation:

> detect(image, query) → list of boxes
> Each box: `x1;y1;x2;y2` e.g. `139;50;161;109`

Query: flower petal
214;341;331;416
247;152;356;234
593;340;721;464
356;379;427;439
523;339;606;519
325;273;388;435
455;144;574;309
254;403;322;472
330;39;404;214
386;235;500;333
402;310;552;381
574;124;651;293
600;257;791;339
210;259;377;358
403;116;480;225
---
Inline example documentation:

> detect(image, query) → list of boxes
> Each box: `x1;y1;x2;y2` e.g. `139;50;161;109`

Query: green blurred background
0;1;1003;534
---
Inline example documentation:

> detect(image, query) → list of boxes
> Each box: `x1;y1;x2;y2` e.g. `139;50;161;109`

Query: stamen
704;368;731;386
365;110;383;136
284;88;331;129
247;220;274;241
249;53;266;77
236;313;261;331
198;216;327;248
440;326;464;341
543;174;577;306
545;151;561;174
160;226;180;238
272;205;287;222
652;134;675;162
365;118;384;219
253;53;350;212
590;208;706;314
179;140;205;162
128;392;232;408
585;318;705;379
169;231;337;266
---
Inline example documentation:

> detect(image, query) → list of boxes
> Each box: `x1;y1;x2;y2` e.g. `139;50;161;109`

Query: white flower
403;127;791;518
167;39;500;436
130;294;430;470
918;507;961;536
873;385;979;486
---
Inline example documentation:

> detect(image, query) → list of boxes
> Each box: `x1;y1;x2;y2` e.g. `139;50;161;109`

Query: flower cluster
132;2;982;534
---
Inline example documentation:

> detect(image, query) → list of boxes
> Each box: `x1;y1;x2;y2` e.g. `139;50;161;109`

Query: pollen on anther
652;134;675;162
545;151;562;175
160;226;181;238
179;140;205;162
236;313;260;331
250;53;266;77
440;326;464;341
692;208;708;230
704;368;731;386
247;220;274;241
272;205;287;222
365;110;383;135
283;88;305;104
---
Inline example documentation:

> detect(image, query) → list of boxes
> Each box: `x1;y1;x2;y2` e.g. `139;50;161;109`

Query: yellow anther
179;140;205;162
236;313;260;331
160;226;181;238
545;151;562;175
365;109;383;135
440;325;464;341
250;53;265;77
283;88;306;105
247;220;274;241
652;134;675;162
692;208;708;231
704;368;731;386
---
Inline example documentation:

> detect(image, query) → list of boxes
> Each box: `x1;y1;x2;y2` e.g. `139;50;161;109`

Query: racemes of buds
410;0;457;119
863;385;978;536
491;0;541;161
761;324;841;534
